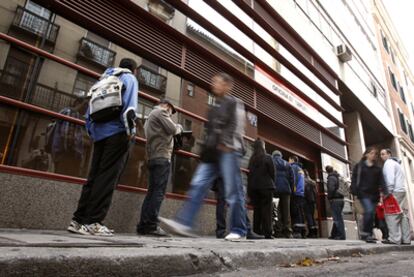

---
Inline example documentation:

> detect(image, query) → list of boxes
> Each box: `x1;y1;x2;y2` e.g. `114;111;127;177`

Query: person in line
380;148;411;245
159;72;248;240
326;166;346;240
351;147;387;243
303;169;318;238
289;156;306;238
272;150;294;238
136;99;183;236
247;139;276;239
67;58;139;236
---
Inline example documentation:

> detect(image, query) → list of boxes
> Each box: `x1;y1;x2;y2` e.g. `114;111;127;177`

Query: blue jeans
360;197;376;236
137;158;171;232
177;152;247;236
330;199;345;239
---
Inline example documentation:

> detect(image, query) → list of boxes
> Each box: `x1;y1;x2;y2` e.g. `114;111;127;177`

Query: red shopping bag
376;203;385;220
383;194;402;215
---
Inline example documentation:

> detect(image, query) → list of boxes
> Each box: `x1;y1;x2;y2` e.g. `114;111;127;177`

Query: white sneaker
158;217;197;238
67;220;90;235
224;232;246;241
87;223;114;237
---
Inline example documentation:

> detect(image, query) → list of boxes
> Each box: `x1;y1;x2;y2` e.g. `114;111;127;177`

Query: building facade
0;0;410;238
372;0;414;230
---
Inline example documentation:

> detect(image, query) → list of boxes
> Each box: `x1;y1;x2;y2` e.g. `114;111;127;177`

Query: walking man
160;72;248;240
380;149;411;245
272;150;294;238
67;58;138;236
136;99;183;236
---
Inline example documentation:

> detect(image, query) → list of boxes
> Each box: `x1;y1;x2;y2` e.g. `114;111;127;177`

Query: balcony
136;66;167;94
77;38;116;68
10;6;60;44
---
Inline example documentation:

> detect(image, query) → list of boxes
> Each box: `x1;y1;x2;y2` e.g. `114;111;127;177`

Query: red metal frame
28;0;349;139
0;32;349;161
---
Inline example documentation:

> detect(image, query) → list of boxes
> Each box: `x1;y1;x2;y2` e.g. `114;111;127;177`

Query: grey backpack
88;68;131;122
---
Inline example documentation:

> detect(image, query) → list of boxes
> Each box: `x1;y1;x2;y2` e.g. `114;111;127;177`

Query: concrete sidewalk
0;229;412;277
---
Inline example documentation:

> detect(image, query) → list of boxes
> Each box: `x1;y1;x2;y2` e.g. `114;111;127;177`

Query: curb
0;243;413;276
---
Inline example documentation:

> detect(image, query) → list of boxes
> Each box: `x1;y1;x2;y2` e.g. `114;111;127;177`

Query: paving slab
0;229;412;276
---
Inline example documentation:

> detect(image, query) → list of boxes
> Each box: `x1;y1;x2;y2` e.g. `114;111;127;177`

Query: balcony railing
78;38;116;68
11;6;60;43
137;66;167;94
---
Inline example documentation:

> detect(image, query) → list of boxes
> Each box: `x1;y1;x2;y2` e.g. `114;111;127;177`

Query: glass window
398;109;407;134
187;83;194;97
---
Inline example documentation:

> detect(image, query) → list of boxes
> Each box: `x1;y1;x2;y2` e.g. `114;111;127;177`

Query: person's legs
395;192;411;244
175;163;218;228
331;199;346;239
220;152;247;236
72;139;105;224
250;190;262;235
360;198;376;239
260;190;273;238
279;194;292;237
85;132;130;224
215;180;227;238
137;158;171;233
291;196;305;237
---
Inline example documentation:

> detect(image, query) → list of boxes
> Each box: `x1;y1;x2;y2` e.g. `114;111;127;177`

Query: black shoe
292;232;303;239
364;236;377;243
247;232;265;240
137;227;170;237
382;239;397;245
216;233;226;239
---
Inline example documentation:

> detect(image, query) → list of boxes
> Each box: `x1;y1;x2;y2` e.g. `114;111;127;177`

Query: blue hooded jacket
272;154;294;195
85;67;139;142
291;162;305;197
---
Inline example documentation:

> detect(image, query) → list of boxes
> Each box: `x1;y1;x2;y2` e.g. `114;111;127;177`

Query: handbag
383;194;402;215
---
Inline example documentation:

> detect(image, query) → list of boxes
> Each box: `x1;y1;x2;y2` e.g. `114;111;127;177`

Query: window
184;119;192;130
187;83;194;97
408;121;414;143
73;73;97;97
389;68;397;91
25;0;52;20
398;109;407;134
142;58;159;73
371;82;377;97
400;85;406;104
208;93;215;106
390;48;396;64
381;30;389;53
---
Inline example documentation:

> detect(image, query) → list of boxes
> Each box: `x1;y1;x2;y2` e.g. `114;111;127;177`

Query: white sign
254;66;323;122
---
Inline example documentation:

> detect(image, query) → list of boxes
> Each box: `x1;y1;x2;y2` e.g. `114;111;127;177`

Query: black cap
159;99;177;114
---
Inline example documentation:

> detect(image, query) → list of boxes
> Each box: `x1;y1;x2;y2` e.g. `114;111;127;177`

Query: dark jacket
272;155;294;195
304;177;317;203
350;161;387;201
247;154;276;193
200;95;245;162
327;171;343;200
291;162;305;197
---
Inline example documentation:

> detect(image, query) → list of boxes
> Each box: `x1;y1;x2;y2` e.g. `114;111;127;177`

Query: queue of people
64;60;410;244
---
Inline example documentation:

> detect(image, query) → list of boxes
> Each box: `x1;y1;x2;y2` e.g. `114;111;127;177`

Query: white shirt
383;158;406;193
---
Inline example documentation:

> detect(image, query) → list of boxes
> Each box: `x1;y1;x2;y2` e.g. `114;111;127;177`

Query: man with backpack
289;156;306;238
272;150;295;238
326;165;346;240
67;58;139;236
136;99;183;236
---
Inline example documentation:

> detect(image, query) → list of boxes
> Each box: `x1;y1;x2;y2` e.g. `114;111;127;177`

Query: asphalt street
189;250;414;277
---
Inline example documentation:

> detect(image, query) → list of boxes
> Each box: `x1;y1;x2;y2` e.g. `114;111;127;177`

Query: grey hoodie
383;157;406;193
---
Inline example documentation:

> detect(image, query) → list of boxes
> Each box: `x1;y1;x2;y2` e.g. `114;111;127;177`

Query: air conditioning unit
336;44;352;62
